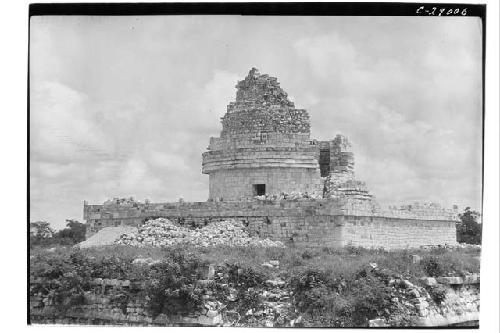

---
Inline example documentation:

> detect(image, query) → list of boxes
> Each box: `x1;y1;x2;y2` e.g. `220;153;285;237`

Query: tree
56;219;86;244
30;221;55;247
456;207;482;245
30;221;54;239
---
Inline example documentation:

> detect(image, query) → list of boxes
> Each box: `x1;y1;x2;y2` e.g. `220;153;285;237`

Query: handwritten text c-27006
416;6;468;16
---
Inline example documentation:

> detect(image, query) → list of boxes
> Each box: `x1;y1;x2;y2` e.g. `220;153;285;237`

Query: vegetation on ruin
30;219;86;248
30;243;480;326
456;207;482;245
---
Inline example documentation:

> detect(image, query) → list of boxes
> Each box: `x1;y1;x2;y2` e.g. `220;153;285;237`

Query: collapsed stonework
201;68;373;202
83;68;459;249
202;68;321;200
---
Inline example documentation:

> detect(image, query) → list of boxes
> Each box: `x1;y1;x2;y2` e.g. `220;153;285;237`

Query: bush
420;256;445;277
428;284;447;304
30;220;87;248
344;245;364;255
290;266;395;327
301;250;314;260
146;261;201;317
225;262;268;288
30;254;90;314
291;269;350;327
57;220;87;244
350;274;394;326
30;248;212;319
456;208;482;245
145;251;211;317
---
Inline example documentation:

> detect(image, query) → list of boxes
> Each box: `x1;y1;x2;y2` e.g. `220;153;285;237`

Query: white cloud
148;150;188;170
178;69;240;134
294;33;358;79
30;81;115;163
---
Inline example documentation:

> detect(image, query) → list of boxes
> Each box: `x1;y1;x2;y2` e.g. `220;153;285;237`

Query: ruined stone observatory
83;68;459;249
201;68;371;201
202;68;321;201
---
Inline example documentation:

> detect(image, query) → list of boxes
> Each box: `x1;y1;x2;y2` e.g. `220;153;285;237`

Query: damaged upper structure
202;68;371;202
202;68;321;200
84;68;459;249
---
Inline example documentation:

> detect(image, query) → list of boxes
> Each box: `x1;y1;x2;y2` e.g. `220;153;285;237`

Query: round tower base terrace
208;167;322;201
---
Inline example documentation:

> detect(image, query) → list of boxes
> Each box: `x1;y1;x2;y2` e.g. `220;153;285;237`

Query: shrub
351;274;395;326
456;207;482;245
232;287;263;316
225;262;268;288
428;284;447;304
345;244;363;255
291;268;351;327
57;220;86;244
110;293;131;314
301;250;314;260
145;254;206;318
290;266;396;327
420;256;445;277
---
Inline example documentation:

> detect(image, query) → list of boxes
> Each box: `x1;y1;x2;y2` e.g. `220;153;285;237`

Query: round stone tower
202;68;322;201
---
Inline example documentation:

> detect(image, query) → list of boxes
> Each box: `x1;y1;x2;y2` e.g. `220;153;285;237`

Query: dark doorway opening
319;147;331;177
253;184;266;196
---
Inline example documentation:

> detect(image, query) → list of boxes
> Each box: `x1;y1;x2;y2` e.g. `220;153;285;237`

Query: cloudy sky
30;15;483;229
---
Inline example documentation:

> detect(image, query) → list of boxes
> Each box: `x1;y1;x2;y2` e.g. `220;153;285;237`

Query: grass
30;244;480;281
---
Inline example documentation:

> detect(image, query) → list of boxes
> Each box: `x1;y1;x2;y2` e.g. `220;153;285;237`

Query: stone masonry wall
30;276;223;326
221;67;310;137
221;108;310;137
84;199;345;246
208;133;312;151
84;199;457;249
341;216;457;249
208;167;322;201
202;147;320;173
202;68;320;200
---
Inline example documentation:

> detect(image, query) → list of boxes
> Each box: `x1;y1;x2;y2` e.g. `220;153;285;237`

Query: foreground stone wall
369;274;480;328
30;276;223;326
30;272;480;327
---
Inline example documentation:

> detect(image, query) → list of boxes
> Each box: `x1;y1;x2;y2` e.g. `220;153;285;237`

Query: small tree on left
29;221;55;246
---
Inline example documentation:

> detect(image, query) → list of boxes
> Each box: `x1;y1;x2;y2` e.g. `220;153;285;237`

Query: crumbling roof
228;67;295;112
221;68;310;136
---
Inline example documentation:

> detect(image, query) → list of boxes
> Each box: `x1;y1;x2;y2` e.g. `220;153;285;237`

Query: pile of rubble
103;197;142;206
420;243;481;250
77;226;138;248
324;174;374;200
254;191;323;201
115;218;284;248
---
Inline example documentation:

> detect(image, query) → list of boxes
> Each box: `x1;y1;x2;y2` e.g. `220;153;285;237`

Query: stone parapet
381;203;460;221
